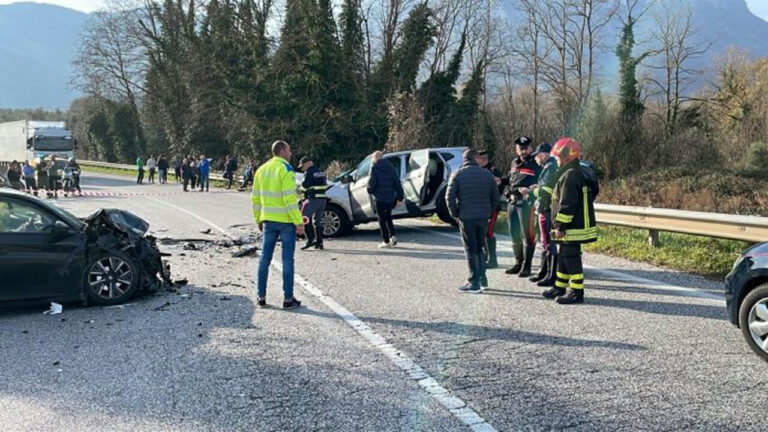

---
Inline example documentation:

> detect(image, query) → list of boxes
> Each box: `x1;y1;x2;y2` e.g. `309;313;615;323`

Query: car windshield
34;137;74;151
44;200;86;229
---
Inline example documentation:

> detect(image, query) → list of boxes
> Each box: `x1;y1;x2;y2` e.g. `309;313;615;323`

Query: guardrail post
648;230;660;247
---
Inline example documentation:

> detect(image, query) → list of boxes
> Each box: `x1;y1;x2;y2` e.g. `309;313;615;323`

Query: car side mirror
52;220;72;234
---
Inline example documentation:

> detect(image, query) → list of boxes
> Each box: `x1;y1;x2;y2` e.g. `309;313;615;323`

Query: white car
318;147;466;237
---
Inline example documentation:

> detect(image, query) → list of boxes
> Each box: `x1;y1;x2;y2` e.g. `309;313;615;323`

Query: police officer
476;150;503;269
520;143;558;286
543;137;599;305
503;136;541;277
299;156;329;251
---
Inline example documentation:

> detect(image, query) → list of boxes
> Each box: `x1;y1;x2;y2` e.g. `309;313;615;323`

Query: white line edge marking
406;221;725;303
147;197;498;432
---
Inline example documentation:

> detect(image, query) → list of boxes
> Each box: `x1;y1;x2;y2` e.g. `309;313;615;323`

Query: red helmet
551;137;581;166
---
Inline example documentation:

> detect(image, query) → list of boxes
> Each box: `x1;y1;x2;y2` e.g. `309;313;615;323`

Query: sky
0;0;767;20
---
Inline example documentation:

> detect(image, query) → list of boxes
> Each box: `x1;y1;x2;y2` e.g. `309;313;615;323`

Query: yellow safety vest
251;157;302;225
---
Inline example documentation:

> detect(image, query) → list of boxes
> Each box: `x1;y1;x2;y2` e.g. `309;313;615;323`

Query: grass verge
431;211;746;279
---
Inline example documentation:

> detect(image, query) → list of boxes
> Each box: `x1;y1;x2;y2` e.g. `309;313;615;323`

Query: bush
743;142;768;178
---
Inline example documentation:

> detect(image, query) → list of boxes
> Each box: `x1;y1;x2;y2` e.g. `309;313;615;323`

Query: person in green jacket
136;156;145;184
252;140;305;310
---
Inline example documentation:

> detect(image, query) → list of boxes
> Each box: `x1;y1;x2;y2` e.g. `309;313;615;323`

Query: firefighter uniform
300;162;329;250
504;138;541;276
543;138;598;305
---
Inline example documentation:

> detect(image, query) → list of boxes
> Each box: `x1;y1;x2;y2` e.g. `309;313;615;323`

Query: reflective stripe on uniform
556;213;574;223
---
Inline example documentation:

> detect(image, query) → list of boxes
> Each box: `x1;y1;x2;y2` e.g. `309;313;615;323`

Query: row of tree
69;0;768;179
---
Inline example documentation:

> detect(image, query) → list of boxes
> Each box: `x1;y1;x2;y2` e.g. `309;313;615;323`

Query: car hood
83;209;150;243
743;242;768;257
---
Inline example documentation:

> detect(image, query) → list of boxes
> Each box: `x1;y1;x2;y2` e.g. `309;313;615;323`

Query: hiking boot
556;289;584;304
505;262;522;275
257;297;267;308
458;284;483;294
542;287;566;299
282;297;302;309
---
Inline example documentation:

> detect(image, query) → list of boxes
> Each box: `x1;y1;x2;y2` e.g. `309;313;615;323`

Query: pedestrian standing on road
476;150;503;269
173;156;182;183
519;143;558;287
136;156;145;184
47;156;60;198
224;155;237;189
147;155;157;184
158;155;169;184
190;160;199;190
502;137;541;277
252;140;305;310
446;149;501;293
6;161;23;190
36;158;49;198
181;158;191;192
198;155;210;192
543;138;599;305
22;160;36;194
367;151;404;249
299;156;329;251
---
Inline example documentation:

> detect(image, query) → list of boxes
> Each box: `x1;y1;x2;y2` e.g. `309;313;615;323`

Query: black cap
299;156;312;165
532;143;552;156
514;136;532;147
477;149;489;156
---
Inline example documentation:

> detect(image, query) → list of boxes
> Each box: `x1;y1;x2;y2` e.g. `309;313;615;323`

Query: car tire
436;189;457;226
322;204;350;238
84;251;141;306
739;283;768;362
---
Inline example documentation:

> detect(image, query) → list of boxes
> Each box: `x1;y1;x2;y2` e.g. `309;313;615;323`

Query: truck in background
0;120;75;172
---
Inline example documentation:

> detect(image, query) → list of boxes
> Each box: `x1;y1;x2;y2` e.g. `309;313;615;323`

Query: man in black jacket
446;149;501;293
367;151;404;248
503;136;541;277
300;157;329;250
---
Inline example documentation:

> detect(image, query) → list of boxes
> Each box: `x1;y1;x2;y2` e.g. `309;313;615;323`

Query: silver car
319;147;466;237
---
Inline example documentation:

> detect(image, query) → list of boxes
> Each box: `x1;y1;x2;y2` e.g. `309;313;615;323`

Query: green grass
431;210;746;278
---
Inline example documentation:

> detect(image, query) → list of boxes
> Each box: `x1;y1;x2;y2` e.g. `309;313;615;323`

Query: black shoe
257;297;267;308
314;243;324;250
529;256;549;282
458;284;483;294
505;262;522;275
542;287;566;299
536;278;555;287
283;297;302;309
479;275;488;288
556;289;584;304
301;242;316;250
518;266;532;278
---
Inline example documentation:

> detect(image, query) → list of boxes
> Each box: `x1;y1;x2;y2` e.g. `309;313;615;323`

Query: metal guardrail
596;204;768;245
80;160;768;245
79;160;229;182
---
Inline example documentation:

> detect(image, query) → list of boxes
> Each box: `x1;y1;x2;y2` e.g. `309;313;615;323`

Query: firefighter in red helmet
542;137;599;304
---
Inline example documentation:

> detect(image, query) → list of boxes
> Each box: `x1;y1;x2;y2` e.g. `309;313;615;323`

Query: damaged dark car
0;189;169;305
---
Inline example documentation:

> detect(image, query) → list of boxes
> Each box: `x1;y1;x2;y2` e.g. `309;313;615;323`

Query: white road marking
147;197;498;432
405;222;725;303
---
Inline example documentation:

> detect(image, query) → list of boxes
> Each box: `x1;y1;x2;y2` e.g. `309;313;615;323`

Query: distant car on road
320;147;466;237
725;242;768;362
0;189;168;306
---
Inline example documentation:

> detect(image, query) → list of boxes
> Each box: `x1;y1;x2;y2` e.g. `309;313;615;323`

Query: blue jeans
199;172;210;190
257;222;296;300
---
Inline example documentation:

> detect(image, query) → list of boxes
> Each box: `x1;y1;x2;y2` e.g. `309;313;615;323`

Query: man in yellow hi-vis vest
252;141;305;310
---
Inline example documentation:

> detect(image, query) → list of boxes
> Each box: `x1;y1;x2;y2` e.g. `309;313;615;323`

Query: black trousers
460;218;488;287
555;243;584;291
302;198;327;245
137;168;144;184
183;177;190;191
148;168;156;183
375;200;396;243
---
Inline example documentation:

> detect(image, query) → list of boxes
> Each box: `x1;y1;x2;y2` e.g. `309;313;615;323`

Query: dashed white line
147;197;498;432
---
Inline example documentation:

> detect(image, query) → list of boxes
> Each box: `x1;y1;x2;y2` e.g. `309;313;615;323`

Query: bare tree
647;3;712;136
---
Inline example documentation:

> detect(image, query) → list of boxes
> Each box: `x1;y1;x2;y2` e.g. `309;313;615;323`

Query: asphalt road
0;172;766;432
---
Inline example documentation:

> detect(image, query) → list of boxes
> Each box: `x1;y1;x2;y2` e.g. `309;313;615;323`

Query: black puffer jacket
367;160;404;203
446;160;501;220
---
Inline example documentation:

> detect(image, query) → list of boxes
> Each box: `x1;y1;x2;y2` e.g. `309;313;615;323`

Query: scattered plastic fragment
43;302;63;315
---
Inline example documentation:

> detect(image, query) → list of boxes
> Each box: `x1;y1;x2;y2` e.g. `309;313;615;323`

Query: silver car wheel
88;256;134;300
748;299;768;354
323;210;341;237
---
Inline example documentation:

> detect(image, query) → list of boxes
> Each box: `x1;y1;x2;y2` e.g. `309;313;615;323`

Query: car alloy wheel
323;209;342;237
88;256;134;300
747;298;768;355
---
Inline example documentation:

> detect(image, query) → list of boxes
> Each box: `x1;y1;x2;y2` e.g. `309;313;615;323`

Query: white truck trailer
0;120;75;171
